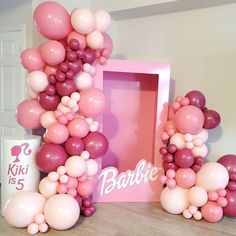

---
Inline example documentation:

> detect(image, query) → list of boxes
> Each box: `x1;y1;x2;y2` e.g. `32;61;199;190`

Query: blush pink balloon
175;168;196;189
15;99;45;129
86;159;99;176
67;31;86;50
20;48;45;72
34;2;72;40
188;186;208;207
94;10;111;32
67;118;90;138
86;30;104;49
100;33;113;58
79;88;106;117
174;105;204;134
39;177;58;199
44;65;58;75
65;155;87;177
39;41;65;66
77;179;94;196
46;123;69;144
201;201;223;223
40;111;57;129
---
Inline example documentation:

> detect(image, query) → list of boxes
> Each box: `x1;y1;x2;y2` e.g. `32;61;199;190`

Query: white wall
113;3;236;161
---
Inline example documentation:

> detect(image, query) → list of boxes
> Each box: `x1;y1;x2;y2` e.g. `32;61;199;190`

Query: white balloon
75;72;93;91
192;144;208;158
40;111;57;128
86;30;104;49
86;159;99;176
39;177;58;199
94;10;111;32
169;133;186;149
28;71;48;93
27;84;38;99
195;128;208;143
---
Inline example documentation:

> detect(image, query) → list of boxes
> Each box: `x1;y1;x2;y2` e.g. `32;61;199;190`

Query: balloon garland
4;2;111;234
160;90;236;222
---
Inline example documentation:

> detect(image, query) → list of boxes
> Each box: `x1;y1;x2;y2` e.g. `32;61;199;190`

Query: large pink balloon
46;123;69;144
175;168;196;189
34;2;72;40
3;191;46;228
68;118;90;138
174;105;204;134
201;201;223;222
20;48;45;72
39;41;65;66
79;88;106;117
15;99;45;129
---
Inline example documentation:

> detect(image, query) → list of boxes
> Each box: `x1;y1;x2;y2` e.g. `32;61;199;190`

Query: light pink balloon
188;186;208;207
27;223;39;235
94;10;111;32
71;8;95;34
65;155;87;177
44;194;80;230
16;99;45;129
86;30;104;49
44;65;58;75
174;105;204;134
28;71;48;93
46;123;69;144
20;48;45;72
192;144;208;158
39;41;65;66
101;33;113;57
40;111;57;129
201;201;223;223
77;179;94;196
68;118;90;138
175;168;196;189
34;2;72;40
86;159;99;176
169;133;186;149
39;177;58;199
67;31;86;50
3;191;46;228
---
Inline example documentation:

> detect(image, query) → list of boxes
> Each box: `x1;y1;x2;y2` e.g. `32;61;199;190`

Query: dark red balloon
203;109;221;129
83;132;108;159
38;92;60;110
48;74;56;84
66;50;77;62
36;143;68;173
185;90;206;110
69;39;80;51
65;137;84;155
45;85;56;96
59;62;69;73
56;70;66;82
163;162;178;171
223;190;236;217
227;181;236;191
68;60;82;74
217;155;236;173
163;153;174;163
65;70;75;79
83;48;96;64
56;79;77;96
174;148;194;168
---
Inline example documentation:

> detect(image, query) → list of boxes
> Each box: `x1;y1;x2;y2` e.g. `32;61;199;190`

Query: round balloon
65;155;87;177
65;137;84;156
39;177;58;199
175;168;196;188
68;118;90;138
46;123;69;144
94;10;111;32
188;186;208;207
201;201;223;223
38;92;61;111
28;71;48;93
185;90;206;110
203;109;221;129
44;194;80;230
15;99;45;129
217;154;236;173
3;191;46;228
174;148;194;168
223;190;236;217
34;1;72;40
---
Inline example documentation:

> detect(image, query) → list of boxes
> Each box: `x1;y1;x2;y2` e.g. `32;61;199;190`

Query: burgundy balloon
56;70;66;82
65;70;75;79
159;147;168;155
217;155;236;173
77;49;84;59
192;164;201;173
163;162;178;171
48;74;56;84
45;84;56;96
36;143;68;173
56;79;77;96
66;50;77;62
163;153;174;163
83;48;96;64
227;181;236;191
203;109;221;129
185;90;206;110
195;156;204;165
223;190;236;217
229;172;236;181
68;60;82;74
65;137;84;156
69;39;80;51
83;132;108;159
167;144;177;154
38;92;60;110
174;148;194;168
59;62;69;73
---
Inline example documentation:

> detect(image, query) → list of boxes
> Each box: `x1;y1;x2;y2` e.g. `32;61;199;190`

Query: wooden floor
0;202;235;236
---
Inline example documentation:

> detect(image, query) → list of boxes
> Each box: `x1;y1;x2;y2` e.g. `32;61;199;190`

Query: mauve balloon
83;48;96;64
224;190;236;217
217;155;236;173
36;143;68;173
203;109;221;129
68;60;82;74
56;79;77;96
38;92;61;110
174;148;195;168
185;90;206;110
83;132;108;159
65;137;84;155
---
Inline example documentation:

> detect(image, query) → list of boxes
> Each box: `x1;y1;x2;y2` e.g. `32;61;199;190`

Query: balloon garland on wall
4;2;111;234
159;90;236;222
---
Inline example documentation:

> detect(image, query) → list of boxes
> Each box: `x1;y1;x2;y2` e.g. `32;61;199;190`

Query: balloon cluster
6;1;112;234
160;90;236;222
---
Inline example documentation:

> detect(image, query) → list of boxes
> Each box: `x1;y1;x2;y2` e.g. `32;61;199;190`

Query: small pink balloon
166;169;176;179
57;183;68;194
99;56;107;65
28;70;48;93
67;31;86;49
77;179;94;196
217;189;227;197
20;48;45;72
183;209;192;219
78;175;88;183
217;197;227;207
201;201;223;223
101;33;113;57
57;166;66;176
44;65;58;75
166;178;176;189
48;171;59;182
172;102;180;111
193;211;202;220
188;205;198;215
160;175;167;184
34;213;45;225
59;175;69;184
67;177;79;189
180;97;190;106
46;123;69;144
40;111;57;129
175;168;196;189
39;223;48;233
67;188;77;197
68;118;90;138
208;191;219;201
27;223;39;235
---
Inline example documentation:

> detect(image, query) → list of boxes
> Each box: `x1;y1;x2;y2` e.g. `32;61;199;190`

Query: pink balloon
34;2;72;40
77;179;94;196
201;201;223;223
86;159;99;176
79;88;106;117
3;191;46;228
15;99;45;129
67;31;86;50
174;105;204;134
188;186;208;207
175;168;196;189
65;155;87;177
20;48;45;72
39;177;58;199
102;33;113;57
39;41;65;66
67;118;90;138
46;123;69;144
44;65;58;75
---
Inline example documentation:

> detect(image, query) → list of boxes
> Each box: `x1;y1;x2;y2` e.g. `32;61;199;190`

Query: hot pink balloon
34;2;72;40
174;105;204;134
79;88;106;117
68;118;90;138
15;99;45;129
39;41;65;66
46;123;69;144
20;48;45;72
201;201;223;223
67;31;86;50
175;168;196;189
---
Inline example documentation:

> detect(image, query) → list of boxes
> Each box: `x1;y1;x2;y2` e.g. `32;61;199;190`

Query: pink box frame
93;59;170;202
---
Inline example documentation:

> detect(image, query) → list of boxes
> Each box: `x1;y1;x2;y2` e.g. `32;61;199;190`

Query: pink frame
93;59;170;202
